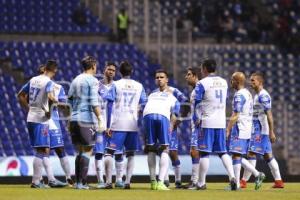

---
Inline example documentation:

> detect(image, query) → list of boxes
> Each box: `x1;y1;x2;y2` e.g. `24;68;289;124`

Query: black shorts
69;121;97;146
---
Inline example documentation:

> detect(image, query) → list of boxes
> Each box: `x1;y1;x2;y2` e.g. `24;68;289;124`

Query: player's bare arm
226;112;239;139
170;114;179;133
93;106;104;132
17;91;29;112
266;109;276;143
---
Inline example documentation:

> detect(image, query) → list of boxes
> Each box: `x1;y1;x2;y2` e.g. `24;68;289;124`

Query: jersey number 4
215;89;223;103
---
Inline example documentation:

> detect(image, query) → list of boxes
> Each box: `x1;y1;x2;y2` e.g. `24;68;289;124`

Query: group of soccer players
18;56;284;190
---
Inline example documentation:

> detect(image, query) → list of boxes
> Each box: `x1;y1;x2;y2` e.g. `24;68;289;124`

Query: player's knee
106;149;115;156
145;145;156;153
56;148;66;158
36;147;50;155
200;152;209;158
95;153;103;160
247;152;257;159
232;154;241;160
115;154;123;162
157;145;169;155
190;149;199;158
126;151;134;157
169;150;178;160
82;145;93;153
172;159;180;167
264;153;273;162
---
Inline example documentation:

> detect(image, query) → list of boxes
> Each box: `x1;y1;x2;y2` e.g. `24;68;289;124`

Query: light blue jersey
68;73;100;123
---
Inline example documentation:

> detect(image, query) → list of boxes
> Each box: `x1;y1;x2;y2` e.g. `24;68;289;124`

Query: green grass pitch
1;183;300;200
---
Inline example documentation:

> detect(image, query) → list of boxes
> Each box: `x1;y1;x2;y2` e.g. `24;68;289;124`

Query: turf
1;183;299;200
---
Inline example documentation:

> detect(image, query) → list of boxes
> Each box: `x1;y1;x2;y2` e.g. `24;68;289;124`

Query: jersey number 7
123;92;135;107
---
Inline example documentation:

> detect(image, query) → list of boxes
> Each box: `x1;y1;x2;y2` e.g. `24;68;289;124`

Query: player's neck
255;86;263;93
122;76;131;79
237;85;244;90
191;79;198;88
84;70;95;75
44;72;52;78
104;77;113;85
159;85;168;91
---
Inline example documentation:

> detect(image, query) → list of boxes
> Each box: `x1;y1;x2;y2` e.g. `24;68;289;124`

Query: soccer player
194;59;236;190
182;67;201;189
240;72;284;189
227;72;265;190
162;79;188;188
18;60;66;188
93;62;118;188
68;56;104;189
49;82;73;186
37;64;73;186
143;69;180;191
104;61;147;189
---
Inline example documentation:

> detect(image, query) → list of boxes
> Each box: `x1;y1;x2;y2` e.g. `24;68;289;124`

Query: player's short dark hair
81;56;97;71
187;67;201;79
155;69;168;78
251;72;264;83
202;59;217;73
119;61;132;76
37;64;45;75
45;60;58;72
105;61;117;68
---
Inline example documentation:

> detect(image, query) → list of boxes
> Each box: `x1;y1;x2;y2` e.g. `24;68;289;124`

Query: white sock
59;156;71;179
233;163;241;188
158;152;169;181
242;159;256;181
191;163;199;184
268;158;282;180
104;155;113;184
164;169;169;182
95;159;104;182
125;156;134;184
33;156;43;185
147;152;156;181
198;157;209;186
241;158;259;177
174;165;181;182
220;154;235;180
43;156;55;181
115;161;124;182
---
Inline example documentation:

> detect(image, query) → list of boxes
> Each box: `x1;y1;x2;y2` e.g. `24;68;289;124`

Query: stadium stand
0;0;110;34
0;41;161;156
